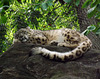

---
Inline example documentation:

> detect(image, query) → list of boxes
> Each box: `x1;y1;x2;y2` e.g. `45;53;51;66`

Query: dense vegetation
0;0;100;54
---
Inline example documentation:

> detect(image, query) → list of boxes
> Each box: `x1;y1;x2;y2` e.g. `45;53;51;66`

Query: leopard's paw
31;47;43;54
58;43;67;47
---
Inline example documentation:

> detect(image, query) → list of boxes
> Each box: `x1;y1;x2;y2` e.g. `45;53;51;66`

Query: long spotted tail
32;39;92;61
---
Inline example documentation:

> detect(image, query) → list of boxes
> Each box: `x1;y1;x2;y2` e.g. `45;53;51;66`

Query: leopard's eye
19;35;23;38
70;37;74;39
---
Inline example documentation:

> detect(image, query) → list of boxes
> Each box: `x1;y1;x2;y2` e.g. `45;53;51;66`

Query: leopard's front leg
33;33;48;45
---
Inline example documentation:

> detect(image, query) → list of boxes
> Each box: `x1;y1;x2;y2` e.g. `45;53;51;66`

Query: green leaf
87;6;96;18
97;22;100;26
97;0;100;3
87;25;96;31
91;0;98;8
41;2;48;10
63;0;72;3
82;0;91;8
47;1;53;6
96;4;100;12
0;2;3;7
84;30;90;35
83;25;96;35
75;0;80;6
34;5;40;10
0;7;3;13
96;28;100;35
0;15;7;24
0;5;9;13
48;0;53;2
95;12;100;18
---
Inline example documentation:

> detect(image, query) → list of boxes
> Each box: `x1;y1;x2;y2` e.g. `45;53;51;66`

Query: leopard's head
14;28;32;43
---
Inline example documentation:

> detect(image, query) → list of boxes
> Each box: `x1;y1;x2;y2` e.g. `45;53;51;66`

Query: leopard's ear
13;39;21;44
26;27;30;29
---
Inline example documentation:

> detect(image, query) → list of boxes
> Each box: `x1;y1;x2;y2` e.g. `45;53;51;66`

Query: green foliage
75;0;80;6
82;0;100;35
83;25;96;35
0;24;6;54
82;0;91;8
5;0;79;30
0;0;9;24
41;0;53;10
63;0;72;3
63;0;80;6
0;0;11;54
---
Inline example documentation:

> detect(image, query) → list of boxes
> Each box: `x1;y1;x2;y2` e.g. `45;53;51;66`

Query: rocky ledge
0;43;100;79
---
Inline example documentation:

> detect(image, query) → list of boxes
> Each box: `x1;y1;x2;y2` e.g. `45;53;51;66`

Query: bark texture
76;0;100;50
0;43;100;79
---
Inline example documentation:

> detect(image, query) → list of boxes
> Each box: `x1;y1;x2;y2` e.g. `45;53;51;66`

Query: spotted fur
14;27;92;61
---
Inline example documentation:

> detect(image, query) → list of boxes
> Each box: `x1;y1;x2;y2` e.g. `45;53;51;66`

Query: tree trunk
76;0;100;50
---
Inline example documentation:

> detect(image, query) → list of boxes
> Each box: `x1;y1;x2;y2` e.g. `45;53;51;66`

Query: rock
0;43;100;79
